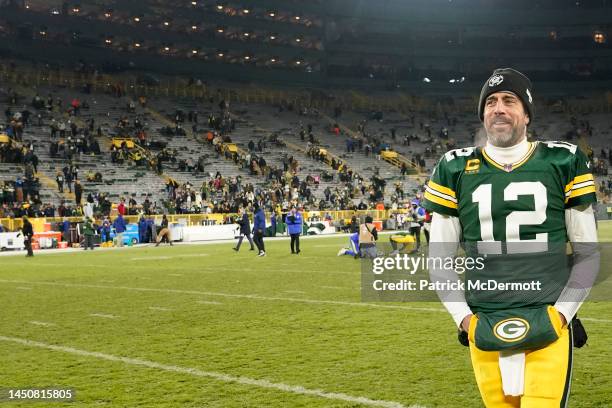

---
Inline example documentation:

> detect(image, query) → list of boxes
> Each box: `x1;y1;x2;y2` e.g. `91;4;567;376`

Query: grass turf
0;226;611;407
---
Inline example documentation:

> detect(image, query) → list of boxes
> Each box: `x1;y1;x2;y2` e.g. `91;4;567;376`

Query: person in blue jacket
113;213;127;247
252;203;266;257
337;232;360;258
138;215;148;244
286;206;303;254
100;216;111;243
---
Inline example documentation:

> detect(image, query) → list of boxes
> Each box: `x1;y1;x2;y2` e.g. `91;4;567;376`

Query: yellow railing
0;209;409;232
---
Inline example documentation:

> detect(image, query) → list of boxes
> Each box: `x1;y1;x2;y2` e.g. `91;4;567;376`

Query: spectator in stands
253;203;266;257
117;198;126;216
74;180;82;205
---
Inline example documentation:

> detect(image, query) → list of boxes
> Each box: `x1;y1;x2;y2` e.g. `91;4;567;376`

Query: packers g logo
489;74;504;87
493;318;530;342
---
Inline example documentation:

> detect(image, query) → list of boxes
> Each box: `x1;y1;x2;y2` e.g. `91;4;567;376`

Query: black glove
457;329;469;347
572;317;588;348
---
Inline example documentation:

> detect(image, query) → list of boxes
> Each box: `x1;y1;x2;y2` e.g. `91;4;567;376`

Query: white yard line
28;321;56;327
148;307;172;311
196;300;223;305
283;290;307;294
581;317;612;324
168;274;183;277
89;313;119;319
131;256;170;261
16;287;32;290
0;335;422;408
0;279;445;313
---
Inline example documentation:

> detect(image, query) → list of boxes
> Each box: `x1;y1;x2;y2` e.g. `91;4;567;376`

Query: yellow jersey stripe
427;180;456;198
565;185;597;203
424;191;458;209
565;173;595;192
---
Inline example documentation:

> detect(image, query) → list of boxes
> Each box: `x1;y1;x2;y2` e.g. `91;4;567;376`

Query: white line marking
168;274;183;277
196;300;223;305
16;287;32;290
29;321;56;327
581;317;612;324
99;280;115;283
131;256;170;261
284;290;306;294
89;313;118;319
0;280;444;313
179;254;210;258
149;307;172;311
0;335;420;408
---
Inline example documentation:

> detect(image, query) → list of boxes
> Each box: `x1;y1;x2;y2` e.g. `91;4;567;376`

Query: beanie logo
488;74;504;87
526;89;533;104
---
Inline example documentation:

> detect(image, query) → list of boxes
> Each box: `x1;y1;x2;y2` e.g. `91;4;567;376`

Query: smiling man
423;68;599;407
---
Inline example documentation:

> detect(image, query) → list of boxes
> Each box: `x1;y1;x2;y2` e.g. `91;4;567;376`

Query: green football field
1;225;611;407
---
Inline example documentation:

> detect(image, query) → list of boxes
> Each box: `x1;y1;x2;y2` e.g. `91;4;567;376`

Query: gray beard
485;125;526;148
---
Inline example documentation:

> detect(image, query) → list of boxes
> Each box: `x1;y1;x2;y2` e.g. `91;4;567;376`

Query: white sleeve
554;204;600;322
429;212;472;328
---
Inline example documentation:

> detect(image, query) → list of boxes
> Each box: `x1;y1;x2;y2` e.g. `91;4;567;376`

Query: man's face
483;91;530;147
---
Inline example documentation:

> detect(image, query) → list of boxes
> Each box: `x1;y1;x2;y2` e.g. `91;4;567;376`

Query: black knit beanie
478;68;534;123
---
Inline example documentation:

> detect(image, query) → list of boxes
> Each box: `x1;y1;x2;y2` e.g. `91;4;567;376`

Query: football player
423;68;599;407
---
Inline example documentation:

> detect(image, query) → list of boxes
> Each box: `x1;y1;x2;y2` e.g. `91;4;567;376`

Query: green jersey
423;141;597;311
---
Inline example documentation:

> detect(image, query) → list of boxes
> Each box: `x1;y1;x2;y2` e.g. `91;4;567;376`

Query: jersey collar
481;141;537;172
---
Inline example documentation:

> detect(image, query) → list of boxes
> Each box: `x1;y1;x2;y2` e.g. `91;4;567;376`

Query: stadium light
133;16;141;22
594;31;606;44
191;1;197;5
25;3;30;9
50;9;60;15
191;24;198;31
72;6;80;14
104;10;112;18
269;34;277;40
216;4;224;10
163;21;170;27
39;30;47;36
192;49;199;55
268;11;276;17
295;37;302;43
104;38;113;45
134;42;142;48
243;9;250;14
294;16;301;21
423;77;431;83
217;27;225;33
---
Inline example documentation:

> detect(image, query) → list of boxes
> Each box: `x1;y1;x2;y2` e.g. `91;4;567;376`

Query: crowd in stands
2;65;612;227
